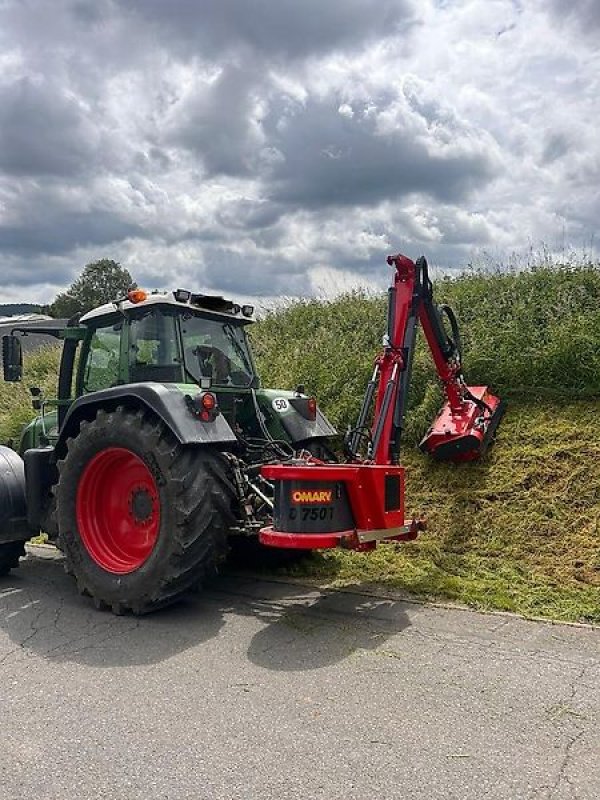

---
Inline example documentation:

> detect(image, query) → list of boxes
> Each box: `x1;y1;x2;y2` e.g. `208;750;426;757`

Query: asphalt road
0;547;598;800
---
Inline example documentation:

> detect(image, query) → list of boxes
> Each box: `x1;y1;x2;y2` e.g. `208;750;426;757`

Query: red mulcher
259;253;504;552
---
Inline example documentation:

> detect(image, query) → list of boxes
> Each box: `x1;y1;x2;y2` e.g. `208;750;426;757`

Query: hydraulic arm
348;253;504;465
259;252;504;552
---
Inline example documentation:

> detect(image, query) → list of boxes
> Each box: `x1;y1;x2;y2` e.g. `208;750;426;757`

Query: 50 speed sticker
271;397;290;412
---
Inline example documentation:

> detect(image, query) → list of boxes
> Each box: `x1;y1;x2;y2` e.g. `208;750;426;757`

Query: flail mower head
420;386;505;463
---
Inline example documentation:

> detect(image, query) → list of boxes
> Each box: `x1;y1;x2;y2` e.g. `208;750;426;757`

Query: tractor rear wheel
0;541;26;577
56;406;234;614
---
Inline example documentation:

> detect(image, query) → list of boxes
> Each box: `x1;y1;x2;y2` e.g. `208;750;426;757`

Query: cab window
181;315;254;387
128;309;183;383
81;322;122;393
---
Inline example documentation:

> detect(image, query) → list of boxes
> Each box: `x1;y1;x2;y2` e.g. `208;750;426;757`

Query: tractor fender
55;383;237;455
0;445;30;542
278;408;337;444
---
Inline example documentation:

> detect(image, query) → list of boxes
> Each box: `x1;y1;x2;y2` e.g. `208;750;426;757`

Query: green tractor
0;288;336;613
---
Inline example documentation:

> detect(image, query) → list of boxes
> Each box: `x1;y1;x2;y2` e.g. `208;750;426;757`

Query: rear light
201;392;216;411
185;392;219;422
289;395;318;421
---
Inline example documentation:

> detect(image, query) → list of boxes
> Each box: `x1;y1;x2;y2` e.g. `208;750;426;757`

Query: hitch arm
345;253;421;465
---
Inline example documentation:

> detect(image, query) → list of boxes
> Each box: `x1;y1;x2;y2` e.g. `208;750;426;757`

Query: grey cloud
0;207;146;256
200;246;310;296
0;1;148;84
173;64;263;177
546;0;600;32
70;0;112;26
215;199;285;231
199;232;478;297
0;257;82;288
542;133;570;164
0;77;100;177
0;0;597;303
263;97;497;210
118;0;415;61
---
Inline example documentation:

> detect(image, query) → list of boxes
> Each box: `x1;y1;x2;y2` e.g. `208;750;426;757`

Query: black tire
56;406;235;614
0;445;28;576
0;541;26;577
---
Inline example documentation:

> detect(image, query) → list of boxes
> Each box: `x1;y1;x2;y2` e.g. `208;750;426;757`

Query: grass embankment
1;265;599;622
252;265;600;623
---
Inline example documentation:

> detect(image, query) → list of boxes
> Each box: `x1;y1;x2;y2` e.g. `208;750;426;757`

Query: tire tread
56;406;235;614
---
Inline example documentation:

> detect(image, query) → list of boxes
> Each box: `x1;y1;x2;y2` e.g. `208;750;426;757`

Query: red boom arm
367;253;504;464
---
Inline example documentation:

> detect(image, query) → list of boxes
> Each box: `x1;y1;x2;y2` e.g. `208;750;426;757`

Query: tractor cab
77;289;258;395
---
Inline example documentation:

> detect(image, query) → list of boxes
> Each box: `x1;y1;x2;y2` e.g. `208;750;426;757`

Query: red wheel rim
76;447;160;574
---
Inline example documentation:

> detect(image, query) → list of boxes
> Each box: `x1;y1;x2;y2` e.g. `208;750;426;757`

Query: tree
49;259;136;318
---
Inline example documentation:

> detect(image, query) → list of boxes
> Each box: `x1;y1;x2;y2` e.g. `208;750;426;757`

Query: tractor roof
80;290;255;325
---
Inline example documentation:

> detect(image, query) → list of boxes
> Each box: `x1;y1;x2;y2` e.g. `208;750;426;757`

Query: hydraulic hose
438;304;462;363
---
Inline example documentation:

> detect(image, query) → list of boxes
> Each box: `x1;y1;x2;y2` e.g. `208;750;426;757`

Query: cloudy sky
0;0;598;303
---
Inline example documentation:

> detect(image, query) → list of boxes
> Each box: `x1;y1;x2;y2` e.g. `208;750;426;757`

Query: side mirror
2;335;23;382
30;386;43;410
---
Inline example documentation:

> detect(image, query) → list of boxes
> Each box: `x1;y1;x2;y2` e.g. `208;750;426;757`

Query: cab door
76;317;125;395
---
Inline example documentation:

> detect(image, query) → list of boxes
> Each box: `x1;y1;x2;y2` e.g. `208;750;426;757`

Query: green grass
251;263;600;441
2;264;599;622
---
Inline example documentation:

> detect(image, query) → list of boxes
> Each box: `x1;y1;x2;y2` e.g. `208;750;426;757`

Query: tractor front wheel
56;406;234;614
